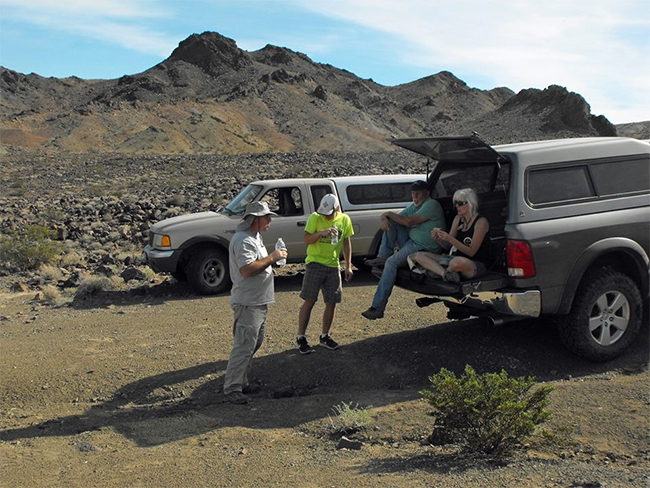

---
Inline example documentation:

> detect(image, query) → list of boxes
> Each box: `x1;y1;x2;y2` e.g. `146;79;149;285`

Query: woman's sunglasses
454;201;468;207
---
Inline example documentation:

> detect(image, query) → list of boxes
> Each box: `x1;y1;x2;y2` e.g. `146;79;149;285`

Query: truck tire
558;268;643;362
186;247;231;295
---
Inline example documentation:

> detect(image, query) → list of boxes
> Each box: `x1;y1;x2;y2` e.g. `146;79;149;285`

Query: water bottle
330;225;339;245
275;238;286;266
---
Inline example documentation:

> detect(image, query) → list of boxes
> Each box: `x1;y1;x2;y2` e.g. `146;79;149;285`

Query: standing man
224;201;287;405
361;180;445;320
297;193;354;354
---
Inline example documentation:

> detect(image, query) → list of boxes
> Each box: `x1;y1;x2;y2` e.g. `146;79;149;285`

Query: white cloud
287;0;650;122
0;0;177;57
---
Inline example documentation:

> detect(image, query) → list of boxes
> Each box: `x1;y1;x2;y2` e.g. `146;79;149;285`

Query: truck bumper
144;245;181;273
386;267;542;318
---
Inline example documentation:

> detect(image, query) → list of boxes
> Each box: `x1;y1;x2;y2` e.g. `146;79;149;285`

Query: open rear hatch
375;135;509;298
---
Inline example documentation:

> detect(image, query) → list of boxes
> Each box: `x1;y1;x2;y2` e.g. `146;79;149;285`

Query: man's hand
270;248;288;263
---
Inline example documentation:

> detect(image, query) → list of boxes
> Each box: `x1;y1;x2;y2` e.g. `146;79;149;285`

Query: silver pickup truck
378;135;649;361
145;174;425;294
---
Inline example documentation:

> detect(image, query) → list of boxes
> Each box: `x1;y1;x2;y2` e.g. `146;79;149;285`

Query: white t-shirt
228;230;275;306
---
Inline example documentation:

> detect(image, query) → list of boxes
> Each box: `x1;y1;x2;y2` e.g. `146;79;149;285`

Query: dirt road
1;272;648;487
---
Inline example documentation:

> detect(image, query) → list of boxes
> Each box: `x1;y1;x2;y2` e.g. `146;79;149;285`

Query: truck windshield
222;184;263;215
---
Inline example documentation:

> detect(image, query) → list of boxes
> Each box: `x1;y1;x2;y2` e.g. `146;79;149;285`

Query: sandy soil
1;271;648;488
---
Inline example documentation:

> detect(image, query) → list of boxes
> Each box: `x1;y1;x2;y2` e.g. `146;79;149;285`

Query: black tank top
452;215;492;265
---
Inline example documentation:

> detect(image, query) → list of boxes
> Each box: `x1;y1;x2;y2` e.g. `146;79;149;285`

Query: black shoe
319;334;340;350
361;307;384;320
364;257;387;268
297;336;314;355
224;391;249;404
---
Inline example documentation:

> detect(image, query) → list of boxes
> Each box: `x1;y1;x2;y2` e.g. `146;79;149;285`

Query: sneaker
319;334;340;350
242;384;261;395
297;336;314;355
364;257;387;268
443;270;461;283
361;307;384;320
224;391;249;404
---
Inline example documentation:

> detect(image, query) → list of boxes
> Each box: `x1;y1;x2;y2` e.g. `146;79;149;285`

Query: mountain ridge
0;31;643;155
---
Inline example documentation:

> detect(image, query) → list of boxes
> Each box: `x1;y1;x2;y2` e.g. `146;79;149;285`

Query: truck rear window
528;166;594;204
346;182;412;205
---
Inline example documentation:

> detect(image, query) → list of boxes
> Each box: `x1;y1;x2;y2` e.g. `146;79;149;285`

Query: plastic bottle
275;238;286;266
330;225;339;245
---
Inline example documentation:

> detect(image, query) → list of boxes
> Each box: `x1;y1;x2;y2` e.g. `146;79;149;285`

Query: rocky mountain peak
500;85;616;136
252;44;313;67
166;31;252;76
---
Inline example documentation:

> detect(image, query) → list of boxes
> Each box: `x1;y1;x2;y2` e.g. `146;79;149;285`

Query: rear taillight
506;239;536;278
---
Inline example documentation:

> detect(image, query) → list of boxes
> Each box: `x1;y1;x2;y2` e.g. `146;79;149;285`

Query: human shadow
1;314;647;448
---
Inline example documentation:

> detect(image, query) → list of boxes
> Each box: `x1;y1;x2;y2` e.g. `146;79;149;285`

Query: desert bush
327;402;373;434
421;365;554;455
0;225;64;272
38;264;64;282
60;250;85;268
40;285;65;306
74;276;117;299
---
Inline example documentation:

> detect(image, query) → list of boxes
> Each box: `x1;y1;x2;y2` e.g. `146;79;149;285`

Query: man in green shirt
362;180;445;320
296;194;354;354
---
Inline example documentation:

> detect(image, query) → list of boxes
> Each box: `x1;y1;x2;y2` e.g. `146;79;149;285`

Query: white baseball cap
317;194;339;216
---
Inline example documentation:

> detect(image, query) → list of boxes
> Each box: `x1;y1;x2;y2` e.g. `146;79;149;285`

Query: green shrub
0;225;64;272
421;365;554;455
327;401;373;434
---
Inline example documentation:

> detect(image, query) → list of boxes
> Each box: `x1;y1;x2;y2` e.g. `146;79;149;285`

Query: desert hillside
0;31;628;155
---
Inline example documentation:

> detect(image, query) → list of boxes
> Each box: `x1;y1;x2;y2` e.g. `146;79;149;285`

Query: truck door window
311;185;332;210
260;187;304;216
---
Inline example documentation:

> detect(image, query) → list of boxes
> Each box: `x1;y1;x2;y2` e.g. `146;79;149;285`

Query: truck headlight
153;234;172;249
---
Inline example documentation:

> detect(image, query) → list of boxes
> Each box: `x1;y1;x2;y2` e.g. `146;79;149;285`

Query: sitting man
362;180;445;320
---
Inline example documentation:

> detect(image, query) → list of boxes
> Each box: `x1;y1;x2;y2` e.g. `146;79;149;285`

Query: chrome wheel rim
588;290;630;346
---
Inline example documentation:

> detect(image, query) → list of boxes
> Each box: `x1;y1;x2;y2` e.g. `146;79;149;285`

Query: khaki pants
223;304;267;395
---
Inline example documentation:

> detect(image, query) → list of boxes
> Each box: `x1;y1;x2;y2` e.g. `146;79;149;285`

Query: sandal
443;270;460;283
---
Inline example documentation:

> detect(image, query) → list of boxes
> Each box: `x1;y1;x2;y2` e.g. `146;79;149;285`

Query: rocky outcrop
499;85;616;136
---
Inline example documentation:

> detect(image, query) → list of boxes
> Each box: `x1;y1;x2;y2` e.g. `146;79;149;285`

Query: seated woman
410;188;492;283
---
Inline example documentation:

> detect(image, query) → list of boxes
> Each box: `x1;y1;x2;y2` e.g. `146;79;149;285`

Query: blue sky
1;0;648;124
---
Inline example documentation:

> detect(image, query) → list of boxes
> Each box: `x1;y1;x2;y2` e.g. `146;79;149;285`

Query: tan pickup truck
144;174;425;294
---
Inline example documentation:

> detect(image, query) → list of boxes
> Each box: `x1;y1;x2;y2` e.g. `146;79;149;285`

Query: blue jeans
372;223;423;311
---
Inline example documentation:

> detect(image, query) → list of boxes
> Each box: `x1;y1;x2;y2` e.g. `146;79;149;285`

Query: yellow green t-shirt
304;212;354;268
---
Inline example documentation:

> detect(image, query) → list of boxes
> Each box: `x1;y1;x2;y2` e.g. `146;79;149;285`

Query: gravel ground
1;271;648;488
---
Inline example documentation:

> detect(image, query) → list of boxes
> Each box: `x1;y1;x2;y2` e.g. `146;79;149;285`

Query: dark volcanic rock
499;85;616;136
167;32;253;77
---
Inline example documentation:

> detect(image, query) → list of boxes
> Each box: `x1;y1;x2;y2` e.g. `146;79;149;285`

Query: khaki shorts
300;262;342;303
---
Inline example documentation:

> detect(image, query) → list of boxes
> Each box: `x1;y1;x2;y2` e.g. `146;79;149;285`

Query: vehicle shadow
1;313;647;448
68;269;378;310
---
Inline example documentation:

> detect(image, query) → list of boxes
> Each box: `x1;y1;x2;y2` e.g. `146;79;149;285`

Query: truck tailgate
371;267;508;297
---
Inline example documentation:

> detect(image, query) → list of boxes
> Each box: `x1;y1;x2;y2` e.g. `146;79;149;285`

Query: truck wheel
186;247;231;295
558;268;642;362
170;269;187;282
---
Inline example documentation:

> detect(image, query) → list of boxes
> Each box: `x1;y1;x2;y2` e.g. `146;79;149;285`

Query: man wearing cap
296;193;354;354
362;180;445;320
223;201;288;404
